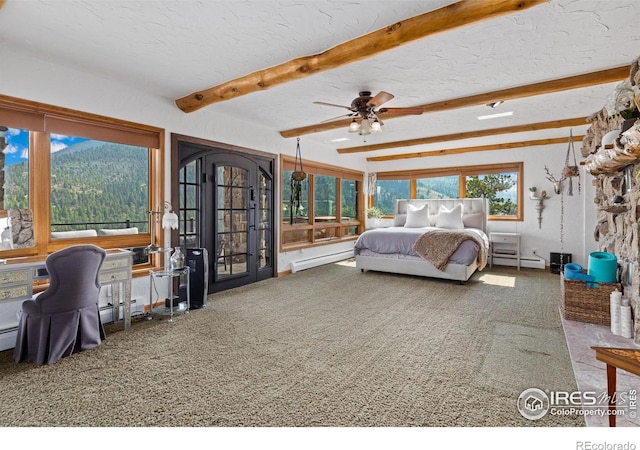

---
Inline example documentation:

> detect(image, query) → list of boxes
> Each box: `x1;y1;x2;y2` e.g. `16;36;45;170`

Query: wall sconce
147;201;178;254
529;187;547;229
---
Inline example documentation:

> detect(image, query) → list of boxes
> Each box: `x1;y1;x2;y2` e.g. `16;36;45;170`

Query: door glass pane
232;187;247;209
179;160;200;249
258;171;271;269
217;165;249;279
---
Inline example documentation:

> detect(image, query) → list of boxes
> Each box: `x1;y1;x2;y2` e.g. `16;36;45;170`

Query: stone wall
583;57;640;344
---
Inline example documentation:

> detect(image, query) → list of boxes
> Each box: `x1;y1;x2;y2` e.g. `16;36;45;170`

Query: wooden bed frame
355;198;489;283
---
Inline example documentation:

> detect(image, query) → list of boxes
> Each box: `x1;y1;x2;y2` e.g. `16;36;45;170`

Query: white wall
1;47;600;275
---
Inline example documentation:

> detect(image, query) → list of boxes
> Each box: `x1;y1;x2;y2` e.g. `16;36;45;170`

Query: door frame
171;133;278;289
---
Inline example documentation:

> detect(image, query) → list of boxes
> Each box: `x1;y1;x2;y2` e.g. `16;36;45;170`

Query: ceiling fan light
359;118;372;135
348;119;360;132
371;119;382;132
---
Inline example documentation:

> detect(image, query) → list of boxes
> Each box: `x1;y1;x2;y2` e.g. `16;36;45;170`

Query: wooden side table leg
606;363;617;427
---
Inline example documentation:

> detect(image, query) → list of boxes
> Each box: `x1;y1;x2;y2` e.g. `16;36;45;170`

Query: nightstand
489;232;521;270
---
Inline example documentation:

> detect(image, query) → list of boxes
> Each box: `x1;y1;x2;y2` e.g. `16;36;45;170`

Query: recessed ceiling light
330;137;350;142
477;111;514;120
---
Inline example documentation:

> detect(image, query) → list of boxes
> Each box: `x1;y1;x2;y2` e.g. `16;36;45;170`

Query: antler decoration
544;165;565;194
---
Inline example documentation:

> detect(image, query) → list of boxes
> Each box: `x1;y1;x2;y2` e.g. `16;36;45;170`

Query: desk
592;346;640;426
489;232;521;270
0;249;133;342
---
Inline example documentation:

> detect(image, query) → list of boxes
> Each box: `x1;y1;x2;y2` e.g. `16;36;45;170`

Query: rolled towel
620;305;633;339
610;289;622;336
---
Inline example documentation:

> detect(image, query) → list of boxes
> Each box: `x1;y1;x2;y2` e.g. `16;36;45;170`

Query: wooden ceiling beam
366;135;585;162
337;117;589;153
175;0;548;113
280;66;628;138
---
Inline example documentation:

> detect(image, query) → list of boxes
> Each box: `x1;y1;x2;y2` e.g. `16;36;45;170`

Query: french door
176;140;274;293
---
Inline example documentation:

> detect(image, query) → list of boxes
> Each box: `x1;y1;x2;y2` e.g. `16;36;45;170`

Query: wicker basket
560;274;621;325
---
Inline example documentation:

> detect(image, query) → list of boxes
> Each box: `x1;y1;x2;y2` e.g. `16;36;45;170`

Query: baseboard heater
290;250;354;273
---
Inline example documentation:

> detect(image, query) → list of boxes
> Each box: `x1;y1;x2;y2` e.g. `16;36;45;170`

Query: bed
355;198;489;283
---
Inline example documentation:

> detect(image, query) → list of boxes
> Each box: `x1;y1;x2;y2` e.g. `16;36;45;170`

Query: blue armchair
13;244;107;364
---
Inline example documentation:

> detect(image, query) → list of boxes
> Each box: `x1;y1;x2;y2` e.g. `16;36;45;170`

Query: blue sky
4;128;87;165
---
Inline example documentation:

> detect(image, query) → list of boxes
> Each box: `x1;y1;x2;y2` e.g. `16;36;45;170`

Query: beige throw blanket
412;229;489;272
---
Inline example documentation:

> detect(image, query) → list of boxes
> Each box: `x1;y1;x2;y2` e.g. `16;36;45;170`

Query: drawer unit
489;232;521;270
0;269;33;303
0;285;30;302
0;269;30;286
101;256;131;272
99;269;130;285
491;234;520;245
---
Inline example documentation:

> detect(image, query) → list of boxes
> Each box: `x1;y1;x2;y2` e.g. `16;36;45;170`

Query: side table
592;346;640;427
148;267;190;322
489;232;521;270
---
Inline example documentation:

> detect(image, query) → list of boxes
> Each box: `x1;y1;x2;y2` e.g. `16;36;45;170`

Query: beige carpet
0;260;583;427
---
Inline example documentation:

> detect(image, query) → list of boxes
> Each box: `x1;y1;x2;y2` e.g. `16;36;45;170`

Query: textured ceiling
1;0;639;156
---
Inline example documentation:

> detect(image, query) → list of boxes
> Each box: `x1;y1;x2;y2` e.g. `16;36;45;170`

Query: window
0;97;164;267
374;179;410;215
49;136;149;234
280;155;363;250
416;175;459;199
3;127;30;211
282;168;309;225
373;162;523;220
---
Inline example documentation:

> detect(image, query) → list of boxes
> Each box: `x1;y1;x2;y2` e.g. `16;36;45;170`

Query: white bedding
355;198;489;283
353;226;486;266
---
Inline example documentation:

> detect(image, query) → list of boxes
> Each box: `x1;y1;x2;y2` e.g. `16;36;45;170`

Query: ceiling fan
313;91;423;136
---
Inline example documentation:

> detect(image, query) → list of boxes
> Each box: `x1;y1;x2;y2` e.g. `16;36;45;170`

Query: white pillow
404;203;430;228
436;204;464;229
98;227;139;236
51;229;98;239
462;213;484;229
393;213;407;227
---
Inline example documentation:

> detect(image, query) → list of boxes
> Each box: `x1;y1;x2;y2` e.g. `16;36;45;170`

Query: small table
148;267;190;322
489;232;521;270
592;346;640;427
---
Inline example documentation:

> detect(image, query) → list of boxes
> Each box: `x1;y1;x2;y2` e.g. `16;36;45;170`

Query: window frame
373;162;523;221
280;154;364;252
0;94;165;273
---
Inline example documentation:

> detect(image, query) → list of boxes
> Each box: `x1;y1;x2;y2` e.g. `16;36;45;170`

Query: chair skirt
13;304;106;365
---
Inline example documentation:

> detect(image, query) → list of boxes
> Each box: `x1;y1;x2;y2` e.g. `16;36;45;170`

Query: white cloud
3;144;18;155
50;140;68;153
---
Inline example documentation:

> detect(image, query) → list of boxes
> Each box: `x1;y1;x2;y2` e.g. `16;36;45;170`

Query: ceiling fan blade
367;91;394;108
320;113;356;123
313;101;353;110
378;107;424;116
